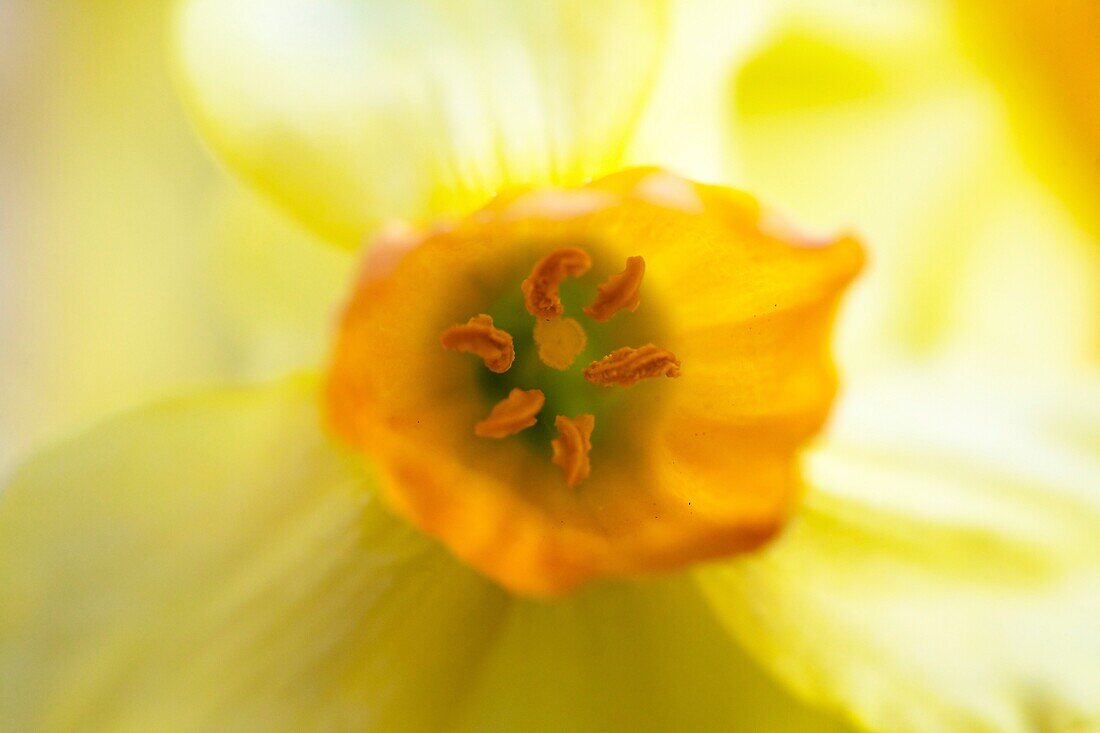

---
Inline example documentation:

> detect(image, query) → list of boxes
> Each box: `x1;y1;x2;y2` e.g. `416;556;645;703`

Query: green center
471;242;670;458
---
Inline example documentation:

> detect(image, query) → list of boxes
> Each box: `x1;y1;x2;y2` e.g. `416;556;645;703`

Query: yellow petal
958;0;1100;238
736;27;887;116
731;16;978;367
0;2;232;471
922;174;1100;372
174;0;669;247
207;188;356;377
0;3;354;473
325;169;862;594
0;376;507;732
730;13;1100;371
696;372;1100;732
623;1;768;181
457;576;859;733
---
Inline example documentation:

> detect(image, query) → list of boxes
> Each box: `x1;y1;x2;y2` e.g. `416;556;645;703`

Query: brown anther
551;414;595;488
440;314;515;373
583;256;645;322
583;344;681;387
521;247;592;318
474;389;545;438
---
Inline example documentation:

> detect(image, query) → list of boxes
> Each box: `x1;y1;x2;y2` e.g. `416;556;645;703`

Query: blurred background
0;2;351;470
1;0;1097;472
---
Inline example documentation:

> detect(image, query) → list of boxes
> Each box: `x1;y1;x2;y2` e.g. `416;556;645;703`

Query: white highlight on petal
758;211;840;248
501;189;619;222
359;221;423;285
634;171;705;214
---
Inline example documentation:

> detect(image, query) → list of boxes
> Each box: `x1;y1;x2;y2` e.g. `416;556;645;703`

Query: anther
474;389;545;438
440;314;515;373
551;414;595;488
583;344;681;387
584;256;645;322
522;247;592;318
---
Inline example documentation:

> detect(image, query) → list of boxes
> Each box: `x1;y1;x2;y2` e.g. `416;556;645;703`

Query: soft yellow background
0;2;351;472
2;0;1097;467
1;3;1098;731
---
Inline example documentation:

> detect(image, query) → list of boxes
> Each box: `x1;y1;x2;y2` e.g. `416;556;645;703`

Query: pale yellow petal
696;371;1100;732
0;1;233;472
730;9;1100;371
918;174;1100;373
0;2;354;474
174;0;669;247
206;188;355;379
957;0;1100;239
456;576;858;733
0;376;506;732
624;0;768;181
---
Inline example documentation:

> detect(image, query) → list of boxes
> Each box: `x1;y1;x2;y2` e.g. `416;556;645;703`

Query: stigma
533;316;587;370
441;247;680;488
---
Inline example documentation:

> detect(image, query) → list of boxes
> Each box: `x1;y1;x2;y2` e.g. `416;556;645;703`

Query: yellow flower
325;167;862;594
0;1;352;471
729;1;1100;369
958;0;1100;239
1;2;1098;732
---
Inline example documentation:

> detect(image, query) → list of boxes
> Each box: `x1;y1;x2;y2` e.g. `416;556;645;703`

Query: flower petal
624;0;768;181
958;0;1100;238
729;12;1100;374
174;0;669;247
456;576;858;733
0;2;358;474
325;169;862;594
0;376;507;732
695;371;1100;732
0;2;235;472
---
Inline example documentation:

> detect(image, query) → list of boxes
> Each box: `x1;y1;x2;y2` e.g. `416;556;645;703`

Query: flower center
324;167;863;595
440;247;680;488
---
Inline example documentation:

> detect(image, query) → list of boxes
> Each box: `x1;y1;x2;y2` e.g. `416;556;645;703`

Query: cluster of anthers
440;247;681;488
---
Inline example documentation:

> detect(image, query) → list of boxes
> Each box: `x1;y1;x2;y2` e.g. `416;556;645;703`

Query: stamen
440;314;515;373
522;247;592;318
475;388;545;438
583;344;681;387
533;316;588;370
551;414;595;488
584;256;645;322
